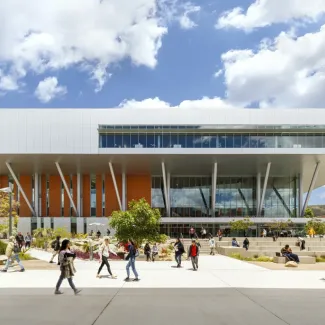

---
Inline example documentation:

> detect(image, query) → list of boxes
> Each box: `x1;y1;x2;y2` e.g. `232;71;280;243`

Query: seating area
214;237;325;264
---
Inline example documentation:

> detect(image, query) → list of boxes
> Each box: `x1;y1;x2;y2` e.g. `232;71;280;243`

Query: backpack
13;243;21;254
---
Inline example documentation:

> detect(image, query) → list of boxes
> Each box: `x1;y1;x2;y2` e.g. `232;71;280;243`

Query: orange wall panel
41;175;47;217
0;175;8;188
105;174;122;217
96;175;102;217
127;175;151;207
19;175;32;217
64;175;70;217
83;175;90;217
49;175;61;217
72;175;77;217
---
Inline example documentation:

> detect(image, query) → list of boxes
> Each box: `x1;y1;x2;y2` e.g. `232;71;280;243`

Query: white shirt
209;239;215;247
100;243;116;258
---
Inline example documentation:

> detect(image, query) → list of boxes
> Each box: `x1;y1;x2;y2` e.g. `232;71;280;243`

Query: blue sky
1;0;325;205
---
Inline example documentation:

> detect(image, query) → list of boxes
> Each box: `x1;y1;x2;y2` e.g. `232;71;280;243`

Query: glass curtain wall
215;177;255;217
90;175;96;217
151;177;167;217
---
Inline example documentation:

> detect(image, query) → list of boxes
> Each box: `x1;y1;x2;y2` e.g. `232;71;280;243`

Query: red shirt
190;245;197;257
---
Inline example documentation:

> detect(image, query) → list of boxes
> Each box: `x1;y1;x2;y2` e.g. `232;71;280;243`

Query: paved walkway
2;250;325;325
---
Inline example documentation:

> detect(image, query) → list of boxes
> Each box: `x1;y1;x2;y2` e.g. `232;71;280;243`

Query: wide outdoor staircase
180;237;325;257
213;237;325;258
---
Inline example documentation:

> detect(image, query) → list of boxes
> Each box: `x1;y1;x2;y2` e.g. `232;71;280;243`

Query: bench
273;256;316;264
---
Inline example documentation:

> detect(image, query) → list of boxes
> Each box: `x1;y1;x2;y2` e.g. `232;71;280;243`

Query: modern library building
0;108;324;236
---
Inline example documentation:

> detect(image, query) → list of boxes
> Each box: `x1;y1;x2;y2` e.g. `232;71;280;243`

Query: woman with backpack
54;239;81;295
125;240;139;282
1;236;25;273
174;238;185;268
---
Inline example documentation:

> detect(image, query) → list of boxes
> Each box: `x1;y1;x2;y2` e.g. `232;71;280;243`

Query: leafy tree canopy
305;218;325;235
109;198;164;246
229;218;254;231
304;207;315;218
0;192;19;235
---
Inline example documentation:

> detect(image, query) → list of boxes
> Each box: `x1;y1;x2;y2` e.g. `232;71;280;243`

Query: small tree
266;219;293;236
0;192;19;236
305;218;325;235
109;198;164;247
229;218;254;232
304;207;315;218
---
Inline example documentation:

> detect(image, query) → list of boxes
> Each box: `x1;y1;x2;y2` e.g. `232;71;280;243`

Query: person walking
152;243;159;262
15;232;24;249
174;238;185;268
144;243;151;262
209;236;215;255
54;239;81;295
243;237;250;251
97;237;117;278
125;240;139;282
189;227;195;239
24;232;32;249
217;229;223;241
188;239;200;271
1;236;25;273
50;236;61;264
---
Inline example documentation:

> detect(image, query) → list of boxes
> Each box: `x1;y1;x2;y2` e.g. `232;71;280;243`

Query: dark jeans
191;256;198;270
97;256;113;275
152;252;158;261
243;244;249;251
284;253;300;263
25;241;31;249
145;252;151;262
175;253;182;266
55;274;76;291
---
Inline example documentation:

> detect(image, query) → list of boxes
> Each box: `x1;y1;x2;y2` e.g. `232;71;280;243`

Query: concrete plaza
1;250;325;325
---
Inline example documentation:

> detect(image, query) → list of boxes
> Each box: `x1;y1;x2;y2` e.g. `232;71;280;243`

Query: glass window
106;135;114;148
131;134;139;148
297;134;306;148
241;135;249;148
194;134;202;148
314;134;323;148
170;134;178;148
155;134;162;148
210;135;217;148
187;134;194;148
225;134;234;148
264;134;275;148
219;135;226;148
114;134;123;148
122;134;130;148
249;134;258;148
139;134;146;148
202;134;210;148
147;134;155;148
233;134;241;148
163;133;171;147
178;134;186;148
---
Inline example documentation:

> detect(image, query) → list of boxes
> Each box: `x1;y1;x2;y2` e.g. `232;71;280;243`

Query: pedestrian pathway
1;249;325;290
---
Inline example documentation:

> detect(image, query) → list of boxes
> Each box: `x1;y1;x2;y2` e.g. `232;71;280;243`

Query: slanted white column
55;162;79;217
34;173;39;217
211;163;217;217
122;171;127;211
299;173;303;217
108;162;122;211
167;171;171;215
256;172;261;217
161;162;170;217
77;173;82;217
37;174;42;227
6;162;36;216
301;162;320;217
258;163;271;217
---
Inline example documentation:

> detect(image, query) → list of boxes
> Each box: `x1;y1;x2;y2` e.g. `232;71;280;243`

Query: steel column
122;171;127;211
258;163;271;217
301;162;320;217
6;162;36;216
211;163;217;217
299;173;304;217
55;162;78;217
77;173;82;217
256;172;261;216
108;162;122;211
34;173;39;217
161;162;170;217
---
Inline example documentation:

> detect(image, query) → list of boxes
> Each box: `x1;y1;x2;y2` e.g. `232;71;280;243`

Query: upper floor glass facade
99;125;325;149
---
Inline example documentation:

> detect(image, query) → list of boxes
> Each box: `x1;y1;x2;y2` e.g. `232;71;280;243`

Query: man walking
1;236;25;272
188;239;200;271
25;232;32;249
174;238;185;268
50;236;61;264
15;232;24;249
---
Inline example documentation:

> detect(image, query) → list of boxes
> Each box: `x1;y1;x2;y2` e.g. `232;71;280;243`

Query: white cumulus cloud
0;0;194;94
221;25;325;108
179;5;200;29
34;77;67;103
217;0;325;31
119;96;236;109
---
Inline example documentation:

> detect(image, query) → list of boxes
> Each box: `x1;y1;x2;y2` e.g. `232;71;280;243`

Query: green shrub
230;252;272;262
0;240;7;254
230;253;243;260
18;253;34;260
316;257;325;263
256;256;273;262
